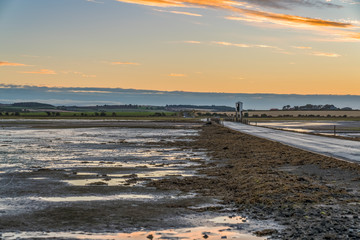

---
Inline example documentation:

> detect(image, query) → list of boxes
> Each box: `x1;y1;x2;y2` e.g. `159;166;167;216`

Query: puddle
75;172;96;176
1;218;269;240
62;179;128;186
28;194;156;202
281;128;312;133
111;170;194;179
30;177;49;180
63;169;194;187
256;121;360;138
0;121;278;238
0;126;202;172
1;227;266;240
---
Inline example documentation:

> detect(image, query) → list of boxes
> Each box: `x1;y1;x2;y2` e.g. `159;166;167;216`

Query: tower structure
235;101;243;122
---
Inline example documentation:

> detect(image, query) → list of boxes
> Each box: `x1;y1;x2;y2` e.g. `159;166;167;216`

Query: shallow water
2;225;264;240
225;121;360;162
0;127;200;172
0;120;278;239
254;120;360;138
0;214;271;240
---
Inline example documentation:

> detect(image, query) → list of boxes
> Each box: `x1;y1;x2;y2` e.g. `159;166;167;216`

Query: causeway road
224;121;360;163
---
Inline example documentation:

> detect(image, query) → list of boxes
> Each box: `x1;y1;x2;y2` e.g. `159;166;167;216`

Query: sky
1;0;360;95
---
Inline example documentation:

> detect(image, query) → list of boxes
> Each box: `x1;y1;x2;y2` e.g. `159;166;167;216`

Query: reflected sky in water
255;121;360;138
0;127;200;172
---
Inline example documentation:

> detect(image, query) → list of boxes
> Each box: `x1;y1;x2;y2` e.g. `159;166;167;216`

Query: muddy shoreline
0;120;359;239
151;123;360;239
0;120;273;240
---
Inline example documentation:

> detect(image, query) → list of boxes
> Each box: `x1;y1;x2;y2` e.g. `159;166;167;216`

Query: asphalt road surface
224;122;360;163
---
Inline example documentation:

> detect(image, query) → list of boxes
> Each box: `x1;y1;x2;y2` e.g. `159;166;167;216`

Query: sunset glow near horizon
1;0;359;95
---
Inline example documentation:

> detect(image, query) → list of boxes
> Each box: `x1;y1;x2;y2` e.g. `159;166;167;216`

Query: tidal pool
254;120;360;138
0;120;278;239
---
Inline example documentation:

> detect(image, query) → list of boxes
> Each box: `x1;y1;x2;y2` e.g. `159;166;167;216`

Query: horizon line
1;84;359;97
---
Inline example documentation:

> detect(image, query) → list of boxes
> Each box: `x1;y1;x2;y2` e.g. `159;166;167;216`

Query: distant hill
12;102;55;108
165;105;234;112
282;104;353;111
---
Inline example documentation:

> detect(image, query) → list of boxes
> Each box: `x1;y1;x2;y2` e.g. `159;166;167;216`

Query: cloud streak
0;61;28;67
115;0;359;40
241;0;342;9
154;9;202;16
111;62;140;65
21;69;56;74
63;71;96;78
116;0;351;27
310;51;341;57
292;46;312;49
183;40;201;44
169;73;186;77
227;9;351;28
213;41;282;50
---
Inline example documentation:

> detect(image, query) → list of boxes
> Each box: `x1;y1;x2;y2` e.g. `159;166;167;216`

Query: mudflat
0;120;359;239
152;123;360;239
0;120;271;240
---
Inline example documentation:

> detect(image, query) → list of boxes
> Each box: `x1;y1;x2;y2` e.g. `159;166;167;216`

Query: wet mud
0;121;273;239
150;123;360;239
1;120;359;239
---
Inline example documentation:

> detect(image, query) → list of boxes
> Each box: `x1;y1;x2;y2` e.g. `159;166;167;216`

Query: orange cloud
64;71;97;78
293;46;312;49
21;69;56;74
214;41;250;47
111;62;140;65
0;61;27;67
236;8;351;28
183;40;201;44
115;0;359;40
225;16;263;23
116;0;353;27
213;41;282;50
310;51;341;57
169;73;186;77
168;10;202;16
154;9;202;16
81;74;97;78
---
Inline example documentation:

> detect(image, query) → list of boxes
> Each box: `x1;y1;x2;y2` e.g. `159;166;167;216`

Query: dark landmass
0;101;232;114
165;104;235;112
282;104;353;111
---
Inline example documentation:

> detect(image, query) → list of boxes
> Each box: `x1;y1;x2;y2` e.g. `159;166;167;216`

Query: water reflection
0;121;277;239
255;120;360;138
0;127;201;172
2;223;266;240
29;194;156;202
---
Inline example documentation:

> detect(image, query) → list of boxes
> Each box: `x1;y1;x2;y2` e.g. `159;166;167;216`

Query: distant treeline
12;102;55;108
0;102;56;111
0;102;235;113
58;104;166;112
165;104;234;112
282;104;353;111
